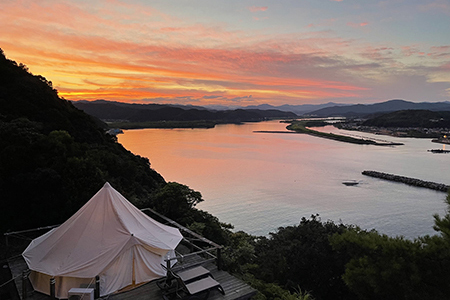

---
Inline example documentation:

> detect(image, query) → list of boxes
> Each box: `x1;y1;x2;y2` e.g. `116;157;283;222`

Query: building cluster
338;122;450;139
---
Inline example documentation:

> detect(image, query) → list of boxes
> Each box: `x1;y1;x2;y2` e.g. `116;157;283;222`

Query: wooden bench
159;266;225;300
183;276;224;296
177;266;212;283
157;266;211;291
184;276;225;299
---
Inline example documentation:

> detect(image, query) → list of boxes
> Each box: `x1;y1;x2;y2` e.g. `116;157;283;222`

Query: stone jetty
362;170;450;192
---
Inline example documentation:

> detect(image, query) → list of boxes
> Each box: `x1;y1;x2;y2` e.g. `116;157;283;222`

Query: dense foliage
222;194;450;300
221;216;357;300
0;49;164;232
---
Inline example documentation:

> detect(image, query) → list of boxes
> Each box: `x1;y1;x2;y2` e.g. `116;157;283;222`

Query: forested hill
309;99;450;117
362;110;450;128
72;99;297;124
0;49;166;232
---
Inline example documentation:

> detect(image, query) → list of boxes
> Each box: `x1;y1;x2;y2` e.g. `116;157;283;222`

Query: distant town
337;121;450;143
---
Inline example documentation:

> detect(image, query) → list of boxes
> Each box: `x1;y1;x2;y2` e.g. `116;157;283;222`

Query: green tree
253;215;355;300
433;192;450;240
152;182;203;221
331;191;450;300
331;230;423;300
222;231;258;274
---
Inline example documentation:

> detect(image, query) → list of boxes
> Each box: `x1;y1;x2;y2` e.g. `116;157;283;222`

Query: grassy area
287;121;378;145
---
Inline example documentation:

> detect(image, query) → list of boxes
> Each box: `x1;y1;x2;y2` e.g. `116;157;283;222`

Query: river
118;121;450;239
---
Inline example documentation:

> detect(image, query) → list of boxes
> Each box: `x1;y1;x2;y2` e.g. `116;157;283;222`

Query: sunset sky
1;0;450;106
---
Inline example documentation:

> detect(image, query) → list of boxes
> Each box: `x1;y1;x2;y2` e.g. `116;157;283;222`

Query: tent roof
23;182;183;278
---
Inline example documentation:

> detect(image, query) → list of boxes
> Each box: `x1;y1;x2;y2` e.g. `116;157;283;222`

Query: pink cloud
1;0;448;105
347;22;369;28
427;46;450;59
0;0;372;104
401;45;421;57
359;46;395;62
248;6;268;12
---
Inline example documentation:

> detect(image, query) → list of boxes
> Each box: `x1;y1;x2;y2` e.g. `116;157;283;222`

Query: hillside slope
0;49;165;232
362;110;450;128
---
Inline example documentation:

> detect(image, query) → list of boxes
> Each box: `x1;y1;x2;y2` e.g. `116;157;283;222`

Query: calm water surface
118;121;450;239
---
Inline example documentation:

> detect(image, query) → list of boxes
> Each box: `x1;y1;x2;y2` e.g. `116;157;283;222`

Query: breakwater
362;170;450;192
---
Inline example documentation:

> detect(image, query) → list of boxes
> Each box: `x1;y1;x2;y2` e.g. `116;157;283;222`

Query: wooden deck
5;208;256;300
8;256;256;300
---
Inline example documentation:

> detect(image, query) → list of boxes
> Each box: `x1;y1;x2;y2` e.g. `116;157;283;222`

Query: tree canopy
0;50;166;231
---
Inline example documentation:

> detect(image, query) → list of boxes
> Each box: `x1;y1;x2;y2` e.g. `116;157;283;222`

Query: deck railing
140;208;223;270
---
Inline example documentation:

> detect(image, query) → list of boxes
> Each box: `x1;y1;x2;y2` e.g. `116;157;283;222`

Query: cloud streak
1;0;449;105
248;6;268;12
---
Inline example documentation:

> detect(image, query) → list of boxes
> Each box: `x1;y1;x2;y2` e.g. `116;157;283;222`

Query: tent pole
50;277;56;300
217;248;222;270
95;275;100;299
132;255;136;286
22;270;28;299
166;259;171;273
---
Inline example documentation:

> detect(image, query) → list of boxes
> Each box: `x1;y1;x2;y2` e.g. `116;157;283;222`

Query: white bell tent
22;182;183;298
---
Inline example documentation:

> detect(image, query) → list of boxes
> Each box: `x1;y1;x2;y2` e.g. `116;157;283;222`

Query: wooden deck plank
8;256;25;300
8;257;256;300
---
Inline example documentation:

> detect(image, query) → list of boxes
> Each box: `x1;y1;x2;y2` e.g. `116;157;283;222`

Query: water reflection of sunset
118;122;308;186
118;121;449;238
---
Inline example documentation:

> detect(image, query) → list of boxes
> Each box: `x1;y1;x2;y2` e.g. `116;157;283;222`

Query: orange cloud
6;0;446;105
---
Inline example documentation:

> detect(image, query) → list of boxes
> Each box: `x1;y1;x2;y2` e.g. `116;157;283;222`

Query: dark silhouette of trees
0;49;165;232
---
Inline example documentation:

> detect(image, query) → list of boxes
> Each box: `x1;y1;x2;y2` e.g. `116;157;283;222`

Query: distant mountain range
204;102;347;115
72;99;450;122
307;99;450;117
72;100;297;123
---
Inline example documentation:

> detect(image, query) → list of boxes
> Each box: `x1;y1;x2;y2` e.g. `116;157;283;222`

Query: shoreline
260;121;404;146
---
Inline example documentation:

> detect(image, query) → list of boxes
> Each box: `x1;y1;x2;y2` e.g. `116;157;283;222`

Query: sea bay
118;121;450;239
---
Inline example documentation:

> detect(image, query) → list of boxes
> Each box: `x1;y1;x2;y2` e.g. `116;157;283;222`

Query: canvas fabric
23;182;183;298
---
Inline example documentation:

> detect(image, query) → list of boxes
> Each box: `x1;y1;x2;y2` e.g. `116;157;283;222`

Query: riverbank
284;121;403;146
